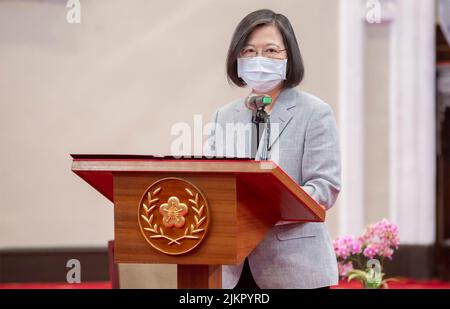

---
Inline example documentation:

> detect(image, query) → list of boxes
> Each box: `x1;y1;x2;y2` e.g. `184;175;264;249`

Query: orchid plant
333;219;400;289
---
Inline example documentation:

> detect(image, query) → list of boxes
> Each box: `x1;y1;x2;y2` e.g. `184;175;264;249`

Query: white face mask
237;56;287;93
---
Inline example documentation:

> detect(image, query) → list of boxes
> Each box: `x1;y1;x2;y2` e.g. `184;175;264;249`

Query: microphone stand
253;108;270;160
246;94;272;160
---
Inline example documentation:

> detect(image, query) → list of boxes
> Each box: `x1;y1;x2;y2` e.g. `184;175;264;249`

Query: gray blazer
208;87;341;289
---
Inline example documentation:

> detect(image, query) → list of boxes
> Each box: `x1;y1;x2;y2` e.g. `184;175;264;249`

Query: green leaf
347;270;367;284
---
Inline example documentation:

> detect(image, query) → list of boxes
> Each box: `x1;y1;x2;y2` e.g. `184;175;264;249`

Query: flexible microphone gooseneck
245;94;272;160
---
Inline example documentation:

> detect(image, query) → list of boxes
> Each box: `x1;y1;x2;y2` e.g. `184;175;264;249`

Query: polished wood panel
236;174;279;262
271;167;324;221
114;172;238;265
177;265;222;289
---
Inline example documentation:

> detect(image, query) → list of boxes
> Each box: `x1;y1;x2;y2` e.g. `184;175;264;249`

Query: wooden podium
71;154;325;288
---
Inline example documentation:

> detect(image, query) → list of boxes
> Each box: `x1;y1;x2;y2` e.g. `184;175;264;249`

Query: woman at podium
208;9;341;289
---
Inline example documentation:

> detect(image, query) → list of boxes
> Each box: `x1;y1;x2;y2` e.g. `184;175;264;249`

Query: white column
389;0;436;245
338;0;365;236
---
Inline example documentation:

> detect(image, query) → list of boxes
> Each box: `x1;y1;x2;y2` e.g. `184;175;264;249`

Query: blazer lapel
233;98;252;123
232;88;297;151
268;88;297;149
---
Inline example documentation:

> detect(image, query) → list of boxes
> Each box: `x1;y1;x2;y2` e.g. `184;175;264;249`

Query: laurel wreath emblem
140;187;207;246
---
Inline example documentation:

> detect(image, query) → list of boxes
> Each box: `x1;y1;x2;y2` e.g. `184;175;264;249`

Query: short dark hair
226;9;304;88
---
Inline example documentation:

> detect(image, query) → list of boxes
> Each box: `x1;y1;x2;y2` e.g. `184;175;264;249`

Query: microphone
245;94;272;112
245;94;272;160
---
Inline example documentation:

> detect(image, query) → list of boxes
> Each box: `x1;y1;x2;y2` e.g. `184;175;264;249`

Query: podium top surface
71;154;275;173
71;154;253;161
71;154;325;222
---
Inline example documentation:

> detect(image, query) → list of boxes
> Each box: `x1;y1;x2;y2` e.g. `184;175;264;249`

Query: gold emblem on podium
138;177;209;255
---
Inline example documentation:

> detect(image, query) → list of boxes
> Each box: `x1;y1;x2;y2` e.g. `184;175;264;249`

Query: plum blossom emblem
159;196;188;228
138;178;209;255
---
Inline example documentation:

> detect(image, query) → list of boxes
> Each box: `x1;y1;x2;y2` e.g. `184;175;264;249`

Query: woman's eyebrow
244;42;282;48
265;43;281;47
